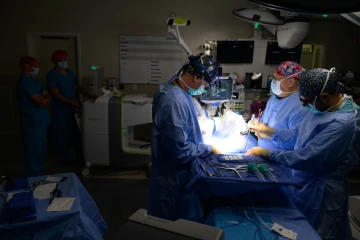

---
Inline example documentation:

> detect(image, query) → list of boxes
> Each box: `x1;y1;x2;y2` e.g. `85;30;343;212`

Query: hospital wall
0;0;360;136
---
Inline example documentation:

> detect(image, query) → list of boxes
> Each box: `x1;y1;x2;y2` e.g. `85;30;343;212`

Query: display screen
201;77;233;103
217;41;254;63
265;42;302;64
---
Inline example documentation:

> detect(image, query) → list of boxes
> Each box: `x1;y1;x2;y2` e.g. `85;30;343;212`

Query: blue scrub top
259;92;309;150
147;83;212;221
269;98;360;239
16;75;50;125
46;68;79;109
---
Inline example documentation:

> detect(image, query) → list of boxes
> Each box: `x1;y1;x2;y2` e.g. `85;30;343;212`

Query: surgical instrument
244;114;255;153
217;167;244;181
207;162;248;171
248;162;266;182
257;109;263;124
258;164;278;183
201;163;212;177
49;184;62;205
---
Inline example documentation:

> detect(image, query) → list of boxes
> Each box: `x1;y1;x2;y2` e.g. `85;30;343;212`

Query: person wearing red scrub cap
46;50;95;165
254;61;309;151
16;56;51;176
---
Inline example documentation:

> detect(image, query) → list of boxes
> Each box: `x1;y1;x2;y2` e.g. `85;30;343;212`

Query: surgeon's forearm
271;128;298;148
167;141;211;164
31;95;51;107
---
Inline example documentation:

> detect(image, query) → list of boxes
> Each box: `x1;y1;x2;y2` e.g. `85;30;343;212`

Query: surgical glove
247;119;254;131
250;122;274;138
245;147;270;159
210;145;221;154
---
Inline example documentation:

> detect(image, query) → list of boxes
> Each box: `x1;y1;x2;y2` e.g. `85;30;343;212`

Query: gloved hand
250;122;274;139
245;147;270;159
210;145;221;154
254;131;272;140
247;119;255;131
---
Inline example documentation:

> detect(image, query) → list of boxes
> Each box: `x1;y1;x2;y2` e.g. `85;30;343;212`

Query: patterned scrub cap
299;68;344;98
275;61;304;80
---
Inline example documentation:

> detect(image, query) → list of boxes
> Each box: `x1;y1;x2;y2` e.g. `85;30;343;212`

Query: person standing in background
17;56;51;177
46;50;95;166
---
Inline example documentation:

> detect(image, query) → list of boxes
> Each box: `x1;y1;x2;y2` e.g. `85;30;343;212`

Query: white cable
320;67;336;95
253;205;272;231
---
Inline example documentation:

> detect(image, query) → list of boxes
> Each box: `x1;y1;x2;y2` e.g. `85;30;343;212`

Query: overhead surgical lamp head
232;8;309;49
276;18;309;49
167;17;191;26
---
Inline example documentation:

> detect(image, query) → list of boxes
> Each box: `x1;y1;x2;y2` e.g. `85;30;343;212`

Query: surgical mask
57;61;68;69
305;104;320;113
179;76;205;95
28;67;39;77
189;85;206;95
270;73;298;96
306;97;346;113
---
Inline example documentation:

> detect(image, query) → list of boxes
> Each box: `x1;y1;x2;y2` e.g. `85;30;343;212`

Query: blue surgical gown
46;68;80;163
269;99;360;240
16;75;50;177
259;92;309;150
147;83;212;221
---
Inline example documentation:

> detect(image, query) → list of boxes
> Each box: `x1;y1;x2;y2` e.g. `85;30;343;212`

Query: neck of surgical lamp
264;25;277;35
168;25;192;56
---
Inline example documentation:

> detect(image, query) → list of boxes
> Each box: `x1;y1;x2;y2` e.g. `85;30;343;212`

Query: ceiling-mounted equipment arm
341;12;360;26
167;17;192;56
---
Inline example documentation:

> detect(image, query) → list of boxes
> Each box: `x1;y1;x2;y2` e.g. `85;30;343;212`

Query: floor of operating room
2;136;360;239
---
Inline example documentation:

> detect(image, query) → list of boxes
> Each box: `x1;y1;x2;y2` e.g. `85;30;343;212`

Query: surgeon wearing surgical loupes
247;68;360;240
147;54;221;221
255;61;309;150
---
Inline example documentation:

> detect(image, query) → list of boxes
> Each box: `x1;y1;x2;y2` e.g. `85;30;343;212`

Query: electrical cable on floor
253;205;272;231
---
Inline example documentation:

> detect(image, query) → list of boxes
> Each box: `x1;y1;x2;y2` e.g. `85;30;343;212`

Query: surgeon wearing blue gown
247;68;360;240
47;50;96;165
17;56;51;177
147;54;221;221
258;61;309;150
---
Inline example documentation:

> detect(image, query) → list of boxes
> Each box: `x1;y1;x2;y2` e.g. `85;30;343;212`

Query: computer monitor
265;42;302;64
217;41;254;63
